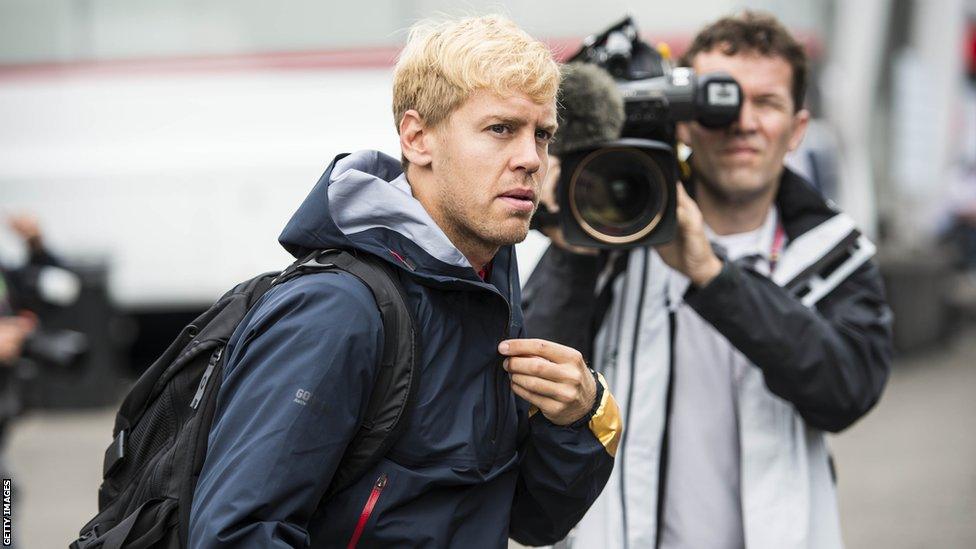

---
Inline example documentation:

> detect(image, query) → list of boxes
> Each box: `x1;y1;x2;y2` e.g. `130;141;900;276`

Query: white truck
0;58;549;318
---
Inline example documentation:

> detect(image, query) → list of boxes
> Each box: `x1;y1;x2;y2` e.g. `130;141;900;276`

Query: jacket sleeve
684;259;893;432
508;367;622;545
188;272;384;548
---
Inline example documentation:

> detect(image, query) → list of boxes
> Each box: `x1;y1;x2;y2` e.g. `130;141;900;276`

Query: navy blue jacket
188;150;620;547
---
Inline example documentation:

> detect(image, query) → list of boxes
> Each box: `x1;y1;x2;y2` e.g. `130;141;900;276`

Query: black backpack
71;249;419;549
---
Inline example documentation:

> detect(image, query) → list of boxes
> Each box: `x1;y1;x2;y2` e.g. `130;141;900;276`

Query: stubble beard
695;163;779;207
439;198;532;261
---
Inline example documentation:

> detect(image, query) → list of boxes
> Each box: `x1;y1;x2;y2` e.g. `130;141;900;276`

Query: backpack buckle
103;430;125;477
273;249;342;286
71;524;101;549
306;249;342;268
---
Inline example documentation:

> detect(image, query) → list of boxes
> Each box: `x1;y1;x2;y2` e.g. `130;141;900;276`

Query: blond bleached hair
392;15;560;134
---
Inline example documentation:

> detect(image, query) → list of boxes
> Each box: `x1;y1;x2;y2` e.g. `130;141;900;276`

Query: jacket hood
279;150;517;289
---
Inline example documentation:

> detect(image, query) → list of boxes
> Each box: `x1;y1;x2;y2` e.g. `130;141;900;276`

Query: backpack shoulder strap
300;250;419;500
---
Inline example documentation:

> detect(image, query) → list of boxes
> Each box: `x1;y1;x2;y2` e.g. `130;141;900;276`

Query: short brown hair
679;11;807;111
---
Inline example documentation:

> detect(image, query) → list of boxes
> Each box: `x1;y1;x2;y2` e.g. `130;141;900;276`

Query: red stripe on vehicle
2;32;813;82
346;474;388;549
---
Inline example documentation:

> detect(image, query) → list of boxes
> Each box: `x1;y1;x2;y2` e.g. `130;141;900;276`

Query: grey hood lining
328;151;472;269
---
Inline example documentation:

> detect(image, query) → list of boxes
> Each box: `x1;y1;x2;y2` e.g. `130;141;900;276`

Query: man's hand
538;156;598;256
0;316;35;365
7;214;43;250
499;338;596;426
655;183;723;287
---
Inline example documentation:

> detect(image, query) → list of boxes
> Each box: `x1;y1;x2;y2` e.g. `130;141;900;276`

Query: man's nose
511;133;542;175
730;100;760;134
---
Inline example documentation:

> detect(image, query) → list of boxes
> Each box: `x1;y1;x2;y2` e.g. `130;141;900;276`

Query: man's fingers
504;356;583;385
501;341;598;426
543;227;600;256
540;157;561;212
673;182;705;234
499;338;584;365
0;317;32;333
503;356;553;377
510;373;578;403
510;382;564;417
675;181;691;202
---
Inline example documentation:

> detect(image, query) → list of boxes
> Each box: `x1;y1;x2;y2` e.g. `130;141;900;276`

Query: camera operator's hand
538;157;598;256
0;316;36;365
8;214;43;251
655;183;723;287
499;338;597;426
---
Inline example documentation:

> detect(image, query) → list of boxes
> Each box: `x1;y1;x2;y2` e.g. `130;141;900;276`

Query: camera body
22;328;88;369
552;17;742;248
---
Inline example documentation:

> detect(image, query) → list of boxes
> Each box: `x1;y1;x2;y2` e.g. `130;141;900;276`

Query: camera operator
1;215;50;433
1;214;66;319
1;213;84;434
524;12;893;548
0;214;64;548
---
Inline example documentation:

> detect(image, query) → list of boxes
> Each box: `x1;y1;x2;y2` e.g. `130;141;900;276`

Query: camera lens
605;53;631;79
568;148;669;244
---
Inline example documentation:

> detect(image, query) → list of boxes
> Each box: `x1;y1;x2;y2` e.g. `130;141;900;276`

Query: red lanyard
477;261;493;281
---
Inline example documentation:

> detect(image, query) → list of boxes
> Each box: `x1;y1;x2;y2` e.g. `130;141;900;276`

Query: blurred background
1;0;974;547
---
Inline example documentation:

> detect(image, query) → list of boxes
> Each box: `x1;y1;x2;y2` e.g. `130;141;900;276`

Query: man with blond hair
188;15;620;548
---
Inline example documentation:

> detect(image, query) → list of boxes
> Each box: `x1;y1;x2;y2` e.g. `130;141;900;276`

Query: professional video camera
1;262;88;428
21;326;88;369
537;17;743;248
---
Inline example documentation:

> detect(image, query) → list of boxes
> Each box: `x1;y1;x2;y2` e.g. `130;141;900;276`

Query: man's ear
400;110;434;167
787;108;811;152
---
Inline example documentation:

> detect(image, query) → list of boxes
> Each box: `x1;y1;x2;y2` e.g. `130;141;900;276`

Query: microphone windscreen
551;63;624;156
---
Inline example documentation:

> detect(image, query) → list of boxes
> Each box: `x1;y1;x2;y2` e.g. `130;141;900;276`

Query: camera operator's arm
522;246;602;361
659;185;892;433
3;215;78;316
9;215;60;267
686;260;891;433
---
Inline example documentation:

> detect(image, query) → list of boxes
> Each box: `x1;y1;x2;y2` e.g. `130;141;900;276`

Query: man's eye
535;129;553;142
489;124;512;135
754;97;786;111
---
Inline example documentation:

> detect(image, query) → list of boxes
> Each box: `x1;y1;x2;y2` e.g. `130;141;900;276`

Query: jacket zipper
460;260;514;449
346;474;388;549
492;315;512;444
492;267;516;446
